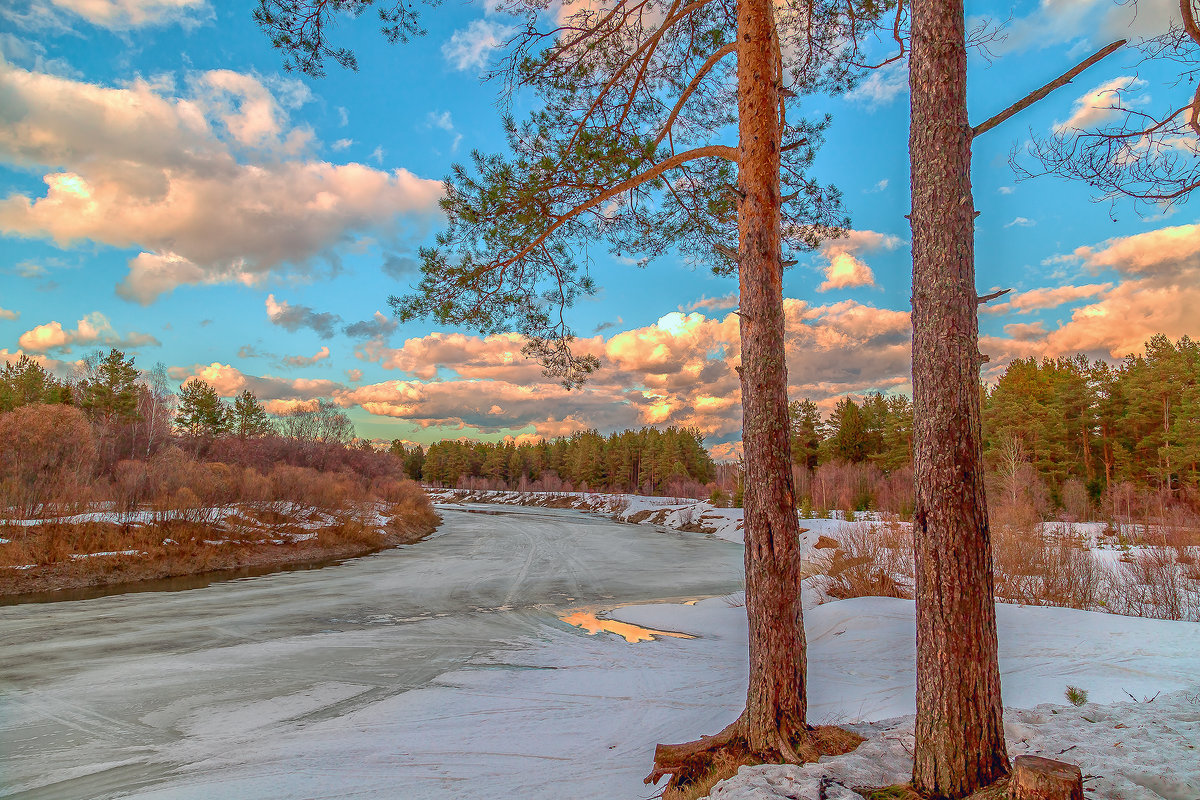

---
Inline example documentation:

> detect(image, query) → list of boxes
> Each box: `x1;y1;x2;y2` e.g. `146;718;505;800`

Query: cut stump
1009;755;1083;800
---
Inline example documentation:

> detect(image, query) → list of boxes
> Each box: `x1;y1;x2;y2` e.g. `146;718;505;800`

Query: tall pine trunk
737;0;808;750
909;0;1008;794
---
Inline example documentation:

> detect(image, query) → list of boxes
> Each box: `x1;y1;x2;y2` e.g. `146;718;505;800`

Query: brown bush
0;404;97;518
816;521;913;600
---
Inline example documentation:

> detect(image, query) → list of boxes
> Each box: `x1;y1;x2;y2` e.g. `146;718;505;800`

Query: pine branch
492;145;739;271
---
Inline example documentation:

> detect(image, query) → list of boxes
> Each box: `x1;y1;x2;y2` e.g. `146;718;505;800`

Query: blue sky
1;0;1197;459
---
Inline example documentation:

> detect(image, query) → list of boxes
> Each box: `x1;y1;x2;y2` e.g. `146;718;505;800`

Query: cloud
685;294;738;312
816;229;903;291
865;179;888;193
16;311;159;353
1073;223;1200;283
381;252;420;279
426;110;463;152
593;317;624;334
167;361;343;400
980;223;1200;369
331;138;353;151
0;61;442;303
282;346;330;367
845;65;908;109
442;19;514;72
341;300;913;445
1004;216;1036;228
0;307;19;320
41;0;210;29
983;283;1113;315
345;368;363;382
1053;76;1148;133
265;294;342;339
996;0;1180;54
343;311;398;340
997;186;1014;195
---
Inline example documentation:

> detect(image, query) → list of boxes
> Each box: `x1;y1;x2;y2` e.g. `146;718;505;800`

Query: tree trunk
736;0;807;752
908;0;1008;794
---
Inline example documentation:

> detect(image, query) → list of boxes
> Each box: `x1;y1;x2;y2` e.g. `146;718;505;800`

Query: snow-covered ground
2;503;1197;799
613;595;1200;799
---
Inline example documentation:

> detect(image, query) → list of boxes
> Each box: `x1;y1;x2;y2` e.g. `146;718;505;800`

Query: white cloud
996;0;1180;54
1004;216;1036;228
1053;76;1149;134
331;138;353;151
0;60;443;303
42;0;210;29
845;65;908;110
442;19;514;72
426;110;463;152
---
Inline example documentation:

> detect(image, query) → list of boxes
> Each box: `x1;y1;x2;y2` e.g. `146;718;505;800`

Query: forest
411;333;1200;522
393;427;720;497
787;333;1200;519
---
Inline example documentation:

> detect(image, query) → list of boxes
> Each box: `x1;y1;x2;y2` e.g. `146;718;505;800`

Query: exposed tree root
645;715;866;797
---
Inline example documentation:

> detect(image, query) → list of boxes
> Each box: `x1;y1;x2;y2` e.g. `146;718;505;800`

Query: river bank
0;499;440;600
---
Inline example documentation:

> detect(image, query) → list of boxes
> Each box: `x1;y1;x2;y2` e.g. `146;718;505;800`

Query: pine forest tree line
402;426;716;496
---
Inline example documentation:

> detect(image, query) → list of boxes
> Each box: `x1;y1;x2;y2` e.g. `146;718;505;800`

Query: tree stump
1009;755;1084;800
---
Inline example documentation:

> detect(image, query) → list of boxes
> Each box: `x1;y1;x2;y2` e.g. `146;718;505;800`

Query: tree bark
908;0;1008;795
736;0;808;753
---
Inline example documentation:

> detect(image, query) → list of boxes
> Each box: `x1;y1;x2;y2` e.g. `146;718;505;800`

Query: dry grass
0;489;440;596
816;521;914;600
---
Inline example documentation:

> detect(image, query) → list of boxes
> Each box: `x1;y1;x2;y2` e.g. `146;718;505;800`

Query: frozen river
0;504;746;800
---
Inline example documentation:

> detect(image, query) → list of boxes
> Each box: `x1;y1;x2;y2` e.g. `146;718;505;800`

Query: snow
69;549;146;560
707;691;1200;800
1;503;1197;800
429;488;875;548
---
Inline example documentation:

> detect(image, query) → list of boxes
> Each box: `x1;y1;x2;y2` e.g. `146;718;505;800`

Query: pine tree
79;348;140;426
231;390;274;438
0;355;71;411
176;379;230;438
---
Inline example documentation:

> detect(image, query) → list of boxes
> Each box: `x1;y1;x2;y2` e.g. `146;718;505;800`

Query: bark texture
646;0;810;786
736;0;808;753
908;0;1008;794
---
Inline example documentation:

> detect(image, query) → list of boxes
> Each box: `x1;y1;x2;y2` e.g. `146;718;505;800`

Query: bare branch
976;288;1011;305
972;40;1127;139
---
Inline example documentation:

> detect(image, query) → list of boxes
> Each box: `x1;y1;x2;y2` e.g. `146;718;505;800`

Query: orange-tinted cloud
17;312;159;353
816;229;903;292
983;283;1113;315
167;362;343;400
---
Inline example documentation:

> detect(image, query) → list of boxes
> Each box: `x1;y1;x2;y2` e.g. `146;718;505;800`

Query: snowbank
607;595;1200;800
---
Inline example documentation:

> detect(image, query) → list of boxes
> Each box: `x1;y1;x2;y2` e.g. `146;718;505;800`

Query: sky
0;0;1197;460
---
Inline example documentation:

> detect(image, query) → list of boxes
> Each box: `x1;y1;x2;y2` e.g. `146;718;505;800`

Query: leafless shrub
815;521;913;600
0;405;97;518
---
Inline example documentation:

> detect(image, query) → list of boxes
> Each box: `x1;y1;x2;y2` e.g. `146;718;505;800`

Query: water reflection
560;608;695;643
